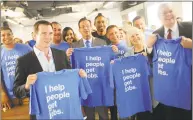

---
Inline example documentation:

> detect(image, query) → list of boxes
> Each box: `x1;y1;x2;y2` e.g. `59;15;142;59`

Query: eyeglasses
160;10;173;16
79;26;90;29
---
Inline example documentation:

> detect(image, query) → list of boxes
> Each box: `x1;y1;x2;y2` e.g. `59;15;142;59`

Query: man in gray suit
66;17;118;120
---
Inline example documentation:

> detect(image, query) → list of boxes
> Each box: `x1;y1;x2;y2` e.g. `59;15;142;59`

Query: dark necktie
167;29;172;39
85;40;91;48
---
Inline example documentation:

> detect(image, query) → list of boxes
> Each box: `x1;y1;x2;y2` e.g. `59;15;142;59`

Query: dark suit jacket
153;21;192;38
13;48;71;98
72;37;107;48
149;21;192;57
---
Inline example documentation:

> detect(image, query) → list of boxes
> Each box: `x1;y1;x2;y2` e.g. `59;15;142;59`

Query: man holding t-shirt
13;20;87;120
66;17;118;120
147;3;192;120
1;27;32;111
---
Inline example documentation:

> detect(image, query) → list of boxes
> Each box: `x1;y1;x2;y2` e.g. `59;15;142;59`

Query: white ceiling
1;1;122;27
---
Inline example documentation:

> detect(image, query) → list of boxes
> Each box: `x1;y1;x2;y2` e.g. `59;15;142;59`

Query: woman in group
62;27;78;47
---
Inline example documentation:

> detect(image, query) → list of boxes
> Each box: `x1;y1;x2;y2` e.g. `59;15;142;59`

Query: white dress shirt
147;22;179;54
164;21;179;39
33;46;56;72
83;38;92;47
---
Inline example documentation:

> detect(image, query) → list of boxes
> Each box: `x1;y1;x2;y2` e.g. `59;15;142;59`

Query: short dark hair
119;28;126;34
94;13;106;21
62;27;76;42
0;27;13;34
78;17;91;28
132;16;144;24
33;20;52;33
106;25;118;34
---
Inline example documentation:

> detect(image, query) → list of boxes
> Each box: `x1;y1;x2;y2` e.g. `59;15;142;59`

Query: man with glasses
66;17;118;120
147;3;192;120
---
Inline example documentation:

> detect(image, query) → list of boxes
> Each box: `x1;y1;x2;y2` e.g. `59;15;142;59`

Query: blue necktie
85;40;91;48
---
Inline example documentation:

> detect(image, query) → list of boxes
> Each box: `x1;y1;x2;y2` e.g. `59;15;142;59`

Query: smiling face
133;18;146;32
79;20;92;39
1;29;14;45
158;4;176;28
106;26;120;44
34;24;53;49
52;23;62;42
65;29;75;44
94;16;107;33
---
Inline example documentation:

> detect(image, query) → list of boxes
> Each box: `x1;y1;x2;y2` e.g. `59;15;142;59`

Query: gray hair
157;3;173;18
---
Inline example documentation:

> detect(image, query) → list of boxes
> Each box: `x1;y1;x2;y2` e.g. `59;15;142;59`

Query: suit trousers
84;106;109;120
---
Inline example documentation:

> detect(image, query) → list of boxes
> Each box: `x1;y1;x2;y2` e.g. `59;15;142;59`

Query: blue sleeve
184;48;192;66
79;77;92;100
30;85;40;115
109;63;115;88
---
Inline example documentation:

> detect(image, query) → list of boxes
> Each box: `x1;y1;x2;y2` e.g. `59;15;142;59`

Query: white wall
9;8;122;42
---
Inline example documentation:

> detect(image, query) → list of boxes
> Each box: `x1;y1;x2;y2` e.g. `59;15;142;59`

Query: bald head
158;3;176;28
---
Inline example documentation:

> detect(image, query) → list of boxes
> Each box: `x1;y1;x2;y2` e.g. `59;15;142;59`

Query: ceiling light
52;7;55;11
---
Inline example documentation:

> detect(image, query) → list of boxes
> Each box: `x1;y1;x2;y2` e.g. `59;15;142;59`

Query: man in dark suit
146;3;192;120
13;20;86;120
66;17;118;120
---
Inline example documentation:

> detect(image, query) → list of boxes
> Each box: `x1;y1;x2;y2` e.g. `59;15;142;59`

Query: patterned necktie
85;40;91;48
167;29;172;39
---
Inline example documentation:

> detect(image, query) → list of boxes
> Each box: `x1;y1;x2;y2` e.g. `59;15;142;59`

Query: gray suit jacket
71;37;107;48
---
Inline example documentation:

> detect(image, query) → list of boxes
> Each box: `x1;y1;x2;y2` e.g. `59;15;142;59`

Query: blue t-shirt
28;39;36;48
114;40;134;59
110;54;152;118
30;69;92;119
153;35;192;110
71;46;115;107
50;41;70;51
1;44;32;98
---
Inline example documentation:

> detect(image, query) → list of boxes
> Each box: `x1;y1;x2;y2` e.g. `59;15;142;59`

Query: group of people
1;3;192;120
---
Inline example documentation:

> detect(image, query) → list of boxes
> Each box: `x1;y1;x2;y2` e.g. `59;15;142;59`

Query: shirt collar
164;21;178;34
83;37;92;44
33;46;52;57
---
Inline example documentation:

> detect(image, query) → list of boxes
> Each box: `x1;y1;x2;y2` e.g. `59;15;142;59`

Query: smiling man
13;20;72;120
146;3;192;120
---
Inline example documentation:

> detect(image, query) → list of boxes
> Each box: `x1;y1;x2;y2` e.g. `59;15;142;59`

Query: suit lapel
31;51;43;72
51;48;60;71
79;39;84;48
159;26;165;38
178;22;185;36
92;37;95;47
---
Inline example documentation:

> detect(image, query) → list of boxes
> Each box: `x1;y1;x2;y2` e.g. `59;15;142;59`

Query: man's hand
112;45;118;53
66;48;74;57
25;74;37;90
181;36;192;49
1;91;11;111
141;52;147;56
79;69;87;78
147;34;157;48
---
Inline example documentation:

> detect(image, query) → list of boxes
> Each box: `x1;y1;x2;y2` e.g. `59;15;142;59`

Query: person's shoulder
16;43;32;50
51;47;64;53
72;39;83;47
93;37;106;45
179;21;192;28
17;50;34;62
153;26;164;34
